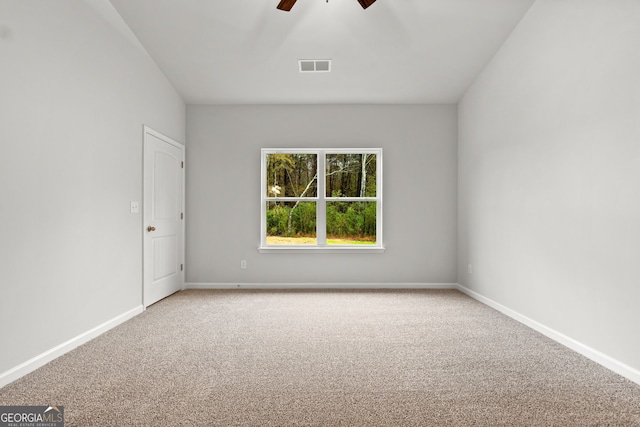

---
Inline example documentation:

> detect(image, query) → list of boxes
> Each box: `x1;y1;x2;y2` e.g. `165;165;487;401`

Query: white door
143;126;184;307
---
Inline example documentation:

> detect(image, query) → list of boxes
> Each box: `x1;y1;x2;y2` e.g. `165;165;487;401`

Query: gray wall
458;0;640;372
186;105;457;284
0;0;185;374
5;0;636;387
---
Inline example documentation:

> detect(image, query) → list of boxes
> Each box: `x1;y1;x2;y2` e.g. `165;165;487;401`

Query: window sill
258;245;385;254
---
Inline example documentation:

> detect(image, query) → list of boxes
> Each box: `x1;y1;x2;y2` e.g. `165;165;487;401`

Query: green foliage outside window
264;150;379;246
326;201;376;240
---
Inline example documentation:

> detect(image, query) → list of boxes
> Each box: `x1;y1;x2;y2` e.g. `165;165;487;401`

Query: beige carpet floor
1;289;639;426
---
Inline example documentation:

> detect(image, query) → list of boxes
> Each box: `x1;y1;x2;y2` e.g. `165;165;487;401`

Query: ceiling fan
277;0;376;12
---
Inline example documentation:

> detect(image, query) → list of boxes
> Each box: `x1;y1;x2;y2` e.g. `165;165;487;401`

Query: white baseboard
0;305;144;389
6;285;637;389
185;282;459;290
455;284;640;386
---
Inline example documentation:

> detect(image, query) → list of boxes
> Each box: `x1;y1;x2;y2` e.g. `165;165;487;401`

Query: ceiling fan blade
277;0;297;11
357;0;376;9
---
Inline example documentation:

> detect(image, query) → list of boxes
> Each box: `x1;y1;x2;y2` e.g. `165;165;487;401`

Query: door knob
147;226;156;232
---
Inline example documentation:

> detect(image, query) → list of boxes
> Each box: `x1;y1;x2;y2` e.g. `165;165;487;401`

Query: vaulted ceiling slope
108;0;535;104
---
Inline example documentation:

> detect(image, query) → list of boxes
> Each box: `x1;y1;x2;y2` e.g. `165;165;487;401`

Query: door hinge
181;264;183;271
181;212;184;220
181;161;184;168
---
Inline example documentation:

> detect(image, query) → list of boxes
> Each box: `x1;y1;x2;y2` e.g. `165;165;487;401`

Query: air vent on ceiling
299;59;331;73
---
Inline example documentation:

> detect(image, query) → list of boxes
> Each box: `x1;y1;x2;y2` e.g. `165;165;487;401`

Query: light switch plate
130;201;140;214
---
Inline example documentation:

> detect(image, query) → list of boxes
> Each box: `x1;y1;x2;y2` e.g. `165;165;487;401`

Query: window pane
266;201;316;245
325;153;376;197
266;153;317;198
326;201;376;245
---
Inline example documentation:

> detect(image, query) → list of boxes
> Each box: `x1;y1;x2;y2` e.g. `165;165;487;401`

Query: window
260;148;383;252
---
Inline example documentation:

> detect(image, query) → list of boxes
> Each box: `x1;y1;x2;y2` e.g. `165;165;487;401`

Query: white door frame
142;125;185;307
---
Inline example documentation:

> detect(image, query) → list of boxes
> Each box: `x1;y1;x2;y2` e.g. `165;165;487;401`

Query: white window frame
259;148;384;253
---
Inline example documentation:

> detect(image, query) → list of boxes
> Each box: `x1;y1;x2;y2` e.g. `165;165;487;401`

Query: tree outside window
261;148;383;251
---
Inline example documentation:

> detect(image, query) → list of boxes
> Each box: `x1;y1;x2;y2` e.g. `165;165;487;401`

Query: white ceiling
108;0;535;104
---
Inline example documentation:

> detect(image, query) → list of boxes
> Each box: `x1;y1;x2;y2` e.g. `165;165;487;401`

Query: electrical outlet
240;260;247;269
468;264;473;275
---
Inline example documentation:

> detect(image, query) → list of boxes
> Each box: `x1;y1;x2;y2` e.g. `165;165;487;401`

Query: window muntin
261;148;383;251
